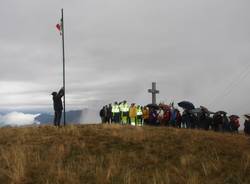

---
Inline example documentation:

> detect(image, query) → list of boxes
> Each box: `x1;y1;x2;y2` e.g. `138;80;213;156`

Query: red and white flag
56;20;62;35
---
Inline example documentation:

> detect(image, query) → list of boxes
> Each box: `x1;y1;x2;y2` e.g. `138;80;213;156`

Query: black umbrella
200;106;209;113
244;114;250;120
215;111;227;115
200;106;215;115
190;108;202;114
229;115;239;119
178;101;195;110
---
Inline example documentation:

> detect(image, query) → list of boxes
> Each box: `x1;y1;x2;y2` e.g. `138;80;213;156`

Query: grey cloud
0;0;250;115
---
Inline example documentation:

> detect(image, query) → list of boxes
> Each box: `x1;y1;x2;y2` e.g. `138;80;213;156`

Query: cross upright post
148;82;159;105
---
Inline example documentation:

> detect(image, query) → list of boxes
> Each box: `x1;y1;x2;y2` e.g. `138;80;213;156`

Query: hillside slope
0;125;250;184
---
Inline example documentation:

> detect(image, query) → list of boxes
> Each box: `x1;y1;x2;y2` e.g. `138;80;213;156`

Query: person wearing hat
51;87;64;126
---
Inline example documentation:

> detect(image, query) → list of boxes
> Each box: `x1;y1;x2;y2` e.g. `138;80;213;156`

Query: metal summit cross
148;82;159;104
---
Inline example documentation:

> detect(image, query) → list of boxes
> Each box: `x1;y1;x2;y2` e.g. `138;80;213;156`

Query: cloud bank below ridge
0;112;40;127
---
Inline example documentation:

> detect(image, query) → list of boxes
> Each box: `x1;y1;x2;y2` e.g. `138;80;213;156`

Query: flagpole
61;8;66;126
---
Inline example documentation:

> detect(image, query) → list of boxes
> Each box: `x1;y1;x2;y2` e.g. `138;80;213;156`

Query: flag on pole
56;20;62;35
58;9;66;126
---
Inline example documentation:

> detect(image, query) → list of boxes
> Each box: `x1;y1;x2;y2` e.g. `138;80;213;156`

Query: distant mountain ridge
35;109;99;124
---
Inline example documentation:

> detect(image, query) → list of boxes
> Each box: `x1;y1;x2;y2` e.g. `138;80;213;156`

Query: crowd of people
100;100;250;136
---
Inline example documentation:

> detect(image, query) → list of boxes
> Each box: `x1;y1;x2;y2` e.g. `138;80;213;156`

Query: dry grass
0;124;250;184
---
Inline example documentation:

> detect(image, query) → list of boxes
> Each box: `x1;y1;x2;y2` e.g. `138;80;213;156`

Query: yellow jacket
129;106;137;118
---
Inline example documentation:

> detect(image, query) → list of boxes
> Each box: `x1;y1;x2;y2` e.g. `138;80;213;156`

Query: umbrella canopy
200;106;209;113
244;114;250;120
200;106;215;115
178;101;195;110
229;115;239;120
215;111;227;115
190;108;202;114
242;114;250;121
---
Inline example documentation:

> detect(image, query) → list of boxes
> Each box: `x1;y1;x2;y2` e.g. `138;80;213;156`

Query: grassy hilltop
0;125;250;184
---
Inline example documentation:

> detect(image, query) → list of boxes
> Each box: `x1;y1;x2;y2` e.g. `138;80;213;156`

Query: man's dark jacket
53;88;64;111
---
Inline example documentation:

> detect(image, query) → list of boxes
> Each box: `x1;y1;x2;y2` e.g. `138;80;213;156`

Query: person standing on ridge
142;106;149;125
99;106;108;123
244;116;250;135
51;87;64;126
120;100;129;124
107;104;112;124
112;102;120;123
129;103;137;126
136;105;143;126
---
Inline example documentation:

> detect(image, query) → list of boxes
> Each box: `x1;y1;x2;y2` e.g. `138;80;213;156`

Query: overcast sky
0;0;250;115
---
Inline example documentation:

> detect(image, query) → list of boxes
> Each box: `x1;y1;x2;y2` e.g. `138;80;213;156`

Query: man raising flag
51;87;64;126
